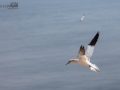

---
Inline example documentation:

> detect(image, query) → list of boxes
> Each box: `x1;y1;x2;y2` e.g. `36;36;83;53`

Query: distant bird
66;32;100;72
80;14;85;21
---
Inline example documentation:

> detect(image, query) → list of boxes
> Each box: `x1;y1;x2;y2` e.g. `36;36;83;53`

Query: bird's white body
73;56;100;72
74;56;88;66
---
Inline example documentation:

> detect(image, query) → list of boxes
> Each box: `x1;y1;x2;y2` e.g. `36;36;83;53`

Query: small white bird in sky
66;32;100;72
80;14;85;21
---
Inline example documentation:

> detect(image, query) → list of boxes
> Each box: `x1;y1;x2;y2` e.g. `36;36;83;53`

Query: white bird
80;14;85;21
66;32;100;72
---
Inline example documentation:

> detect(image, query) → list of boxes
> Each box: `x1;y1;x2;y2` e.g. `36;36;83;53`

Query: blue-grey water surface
0;0;120;90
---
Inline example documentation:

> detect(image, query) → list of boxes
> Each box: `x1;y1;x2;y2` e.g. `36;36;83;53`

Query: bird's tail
89;64;100;72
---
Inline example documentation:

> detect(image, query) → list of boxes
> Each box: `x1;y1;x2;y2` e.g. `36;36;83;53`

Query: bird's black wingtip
88;31;100;46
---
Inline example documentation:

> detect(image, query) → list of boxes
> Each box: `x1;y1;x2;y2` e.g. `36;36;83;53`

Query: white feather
80;14;85;21
85;45;94;61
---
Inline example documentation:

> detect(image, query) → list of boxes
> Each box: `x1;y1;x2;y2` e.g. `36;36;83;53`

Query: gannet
80;14;85;21
66;32;100;72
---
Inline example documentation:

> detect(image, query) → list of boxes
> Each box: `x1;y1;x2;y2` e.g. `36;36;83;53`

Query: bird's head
66;58;76;65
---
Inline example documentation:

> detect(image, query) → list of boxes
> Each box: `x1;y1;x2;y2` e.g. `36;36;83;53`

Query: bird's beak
66;61;71;65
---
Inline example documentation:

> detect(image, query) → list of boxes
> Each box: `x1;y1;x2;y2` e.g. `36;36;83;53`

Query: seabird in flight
66;32;100;72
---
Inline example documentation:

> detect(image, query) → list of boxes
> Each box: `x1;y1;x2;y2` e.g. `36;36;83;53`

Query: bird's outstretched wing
77;45;85;58
85;31;99;61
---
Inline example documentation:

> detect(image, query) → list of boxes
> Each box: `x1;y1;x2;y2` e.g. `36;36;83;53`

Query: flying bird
80;14;85;21
66;32;100;72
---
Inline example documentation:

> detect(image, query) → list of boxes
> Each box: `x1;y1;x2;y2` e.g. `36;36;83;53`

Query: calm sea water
0;0;120;90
